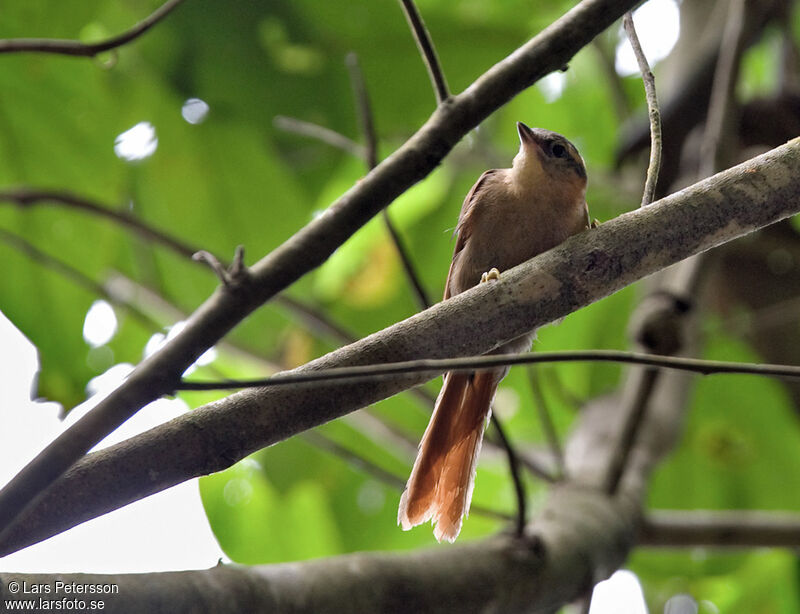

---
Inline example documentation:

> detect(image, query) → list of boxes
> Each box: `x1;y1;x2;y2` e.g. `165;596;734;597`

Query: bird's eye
551;143;568;159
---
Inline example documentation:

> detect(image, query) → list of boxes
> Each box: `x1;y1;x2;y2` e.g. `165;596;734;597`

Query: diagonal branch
0;228;160;331
0;188;197;259
0;0;187;57
0;0;666;547
0;187;357;346
302;431;512;523
397;0;450;104
345;52;432;309
527;367;566;478
273;116;367;161
2;139;799;555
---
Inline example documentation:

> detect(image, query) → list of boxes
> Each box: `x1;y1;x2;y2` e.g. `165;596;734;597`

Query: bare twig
0;187;358;346
397;0;450;104
603;367;659;494
302;431;406;489
606;0;750;496
0;188;197;259
273;116;367;161
527;367;565;477
489;417;527;536
381;209;432;310
345;52;432;309
0;0;186;57
591;38;631;121
177;348;800;391
601;12;667;495
302;431;513;523
0;228;160;331
346;53;379;171
622;12;662;206
700;0;748;177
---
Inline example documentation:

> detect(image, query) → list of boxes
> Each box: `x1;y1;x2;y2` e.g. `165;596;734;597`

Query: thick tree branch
0;488;635;613
2;140;799;555
0;0;186;56
0;0;642;540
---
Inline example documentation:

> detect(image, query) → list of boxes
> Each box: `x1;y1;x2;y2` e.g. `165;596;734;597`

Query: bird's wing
443;169;499;300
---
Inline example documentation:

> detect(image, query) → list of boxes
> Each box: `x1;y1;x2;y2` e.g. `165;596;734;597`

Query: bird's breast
450;181;586;296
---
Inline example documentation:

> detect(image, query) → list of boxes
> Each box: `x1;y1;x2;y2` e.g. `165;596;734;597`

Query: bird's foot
480;268;501;283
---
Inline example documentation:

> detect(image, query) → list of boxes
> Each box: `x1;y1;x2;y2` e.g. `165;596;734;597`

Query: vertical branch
345;53;432;310
700;0;747;177
489;417;526;537
345;53;379;170
397;0;450;104
622;12;662;206
603;11;665;494
608;0;750;494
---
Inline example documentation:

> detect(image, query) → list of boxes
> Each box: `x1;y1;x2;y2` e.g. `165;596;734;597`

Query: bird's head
512;122;587;197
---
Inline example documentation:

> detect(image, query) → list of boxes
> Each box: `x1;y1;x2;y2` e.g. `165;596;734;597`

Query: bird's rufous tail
398;370;497;542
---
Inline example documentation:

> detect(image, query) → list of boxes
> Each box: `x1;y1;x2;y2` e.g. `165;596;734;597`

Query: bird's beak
517;122;542;153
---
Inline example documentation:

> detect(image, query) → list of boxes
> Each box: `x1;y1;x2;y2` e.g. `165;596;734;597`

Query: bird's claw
480;268;501;283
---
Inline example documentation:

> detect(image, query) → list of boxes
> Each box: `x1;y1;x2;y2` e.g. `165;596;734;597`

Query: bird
397;122;590;542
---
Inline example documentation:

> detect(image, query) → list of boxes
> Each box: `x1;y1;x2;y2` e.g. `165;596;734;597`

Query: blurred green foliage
1;1;799;611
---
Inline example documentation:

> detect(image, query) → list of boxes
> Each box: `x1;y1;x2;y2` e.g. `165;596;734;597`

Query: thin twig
346;53;379;170
345;52;432;310
381;210;432;309
527;367;565;478
700;0;748;177
397;0;450;104
603;367;659;494
622;12;662;206
0;188;197;259
0;0;186;57
591;38;632;121
0;228;160;331
273;116;367;161
601;12;667;495
177;349;800;391
0;187;358;346
302;431;513;523
489;417;527;536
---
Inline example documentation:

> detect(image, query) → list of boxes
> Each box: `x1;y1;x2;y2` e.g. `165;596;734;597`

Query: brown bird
397;122;590;542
